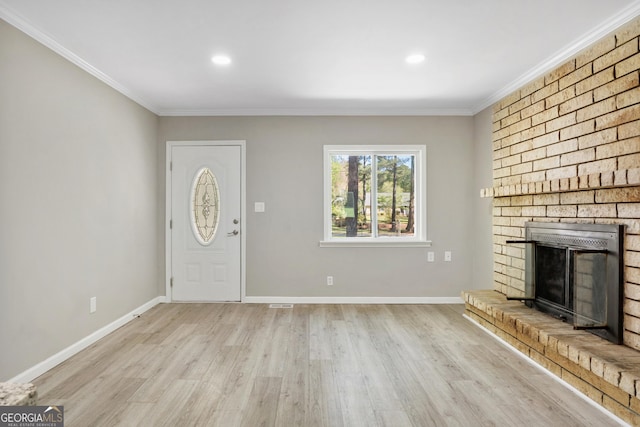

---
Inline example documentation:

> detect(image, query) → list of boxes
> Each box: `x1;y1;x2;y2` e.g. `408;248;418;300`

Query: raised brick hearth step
0;383;37;406
463;289;640;425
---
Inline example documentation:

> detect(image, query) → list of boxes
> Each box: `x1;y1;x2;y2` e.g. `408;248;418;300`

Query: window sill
319;240;432;248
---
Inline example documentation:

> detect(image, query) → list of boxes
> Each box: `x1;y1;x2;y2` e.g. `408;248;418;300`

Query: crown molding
0;4;160;115
157;107;474;117
472;0;640;114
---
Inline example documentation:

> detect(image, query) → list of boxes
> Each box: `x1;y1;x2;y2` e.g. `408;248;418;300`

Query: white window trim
320;144;431;248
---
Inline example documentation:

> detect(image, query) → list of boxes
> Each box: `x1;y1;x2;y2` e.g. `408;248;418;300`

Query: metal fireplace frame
508;222;624;344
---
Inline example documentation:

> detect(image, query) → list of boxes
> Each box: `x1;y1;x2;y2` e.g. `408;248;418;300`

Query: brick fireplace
468;14;640;424
482;15;640;349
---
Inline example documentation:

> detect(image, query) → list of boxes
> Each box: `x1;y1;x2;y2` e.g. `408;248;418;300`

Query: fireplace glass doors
507;222;623;344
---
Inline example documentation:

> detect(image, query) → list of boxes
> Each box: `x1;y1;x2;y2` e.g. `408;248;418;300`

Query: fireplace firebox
507;222;624;344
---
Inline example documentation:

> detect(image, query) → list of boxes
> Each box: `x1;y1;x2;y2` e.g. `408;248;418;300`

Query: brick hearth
463;290;640;425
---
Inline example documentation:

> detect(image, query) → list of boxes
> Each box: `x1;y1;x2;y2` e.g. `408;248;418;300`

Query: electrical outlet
444;251;452;262
327;276;334;286
90;297;97;313
427;252;435;262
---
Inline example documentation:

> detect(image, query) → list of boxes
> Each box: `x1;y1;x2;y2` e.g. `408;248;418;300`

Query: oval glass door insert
190;167;220;245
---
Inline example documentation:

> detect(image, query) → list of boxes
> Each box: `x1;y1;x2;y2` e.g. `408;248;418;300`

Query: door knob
227;230;239;236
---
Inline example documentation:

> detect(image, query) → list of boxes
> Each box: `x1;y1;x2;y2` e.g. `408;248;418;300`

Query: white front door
169;143;242;301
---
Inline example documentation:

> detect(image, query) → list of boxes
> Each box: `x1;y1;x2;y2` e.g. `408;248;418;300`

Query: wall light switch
444;251;452;262
90;297;97;313
427;252;435;262
254;202;265;213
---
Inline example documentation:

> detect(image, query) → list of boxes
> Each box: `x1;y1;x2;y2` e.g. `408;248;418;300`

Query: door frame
165;140;246;302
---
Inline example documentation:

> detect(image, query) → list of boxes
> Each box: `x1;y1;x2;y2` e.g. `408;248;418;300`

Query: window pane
376;155;415;238
323;145;425;245
330;155;371;238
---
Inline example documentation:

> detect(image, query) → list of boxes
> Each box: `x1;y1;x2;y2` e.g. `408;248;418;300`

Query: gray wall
159;116;483;298
0;20;159;380
472;107;494;287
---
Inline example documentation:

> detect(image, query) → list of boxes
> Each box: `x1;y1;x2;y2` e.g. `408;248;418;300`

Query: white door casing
166;141;245;301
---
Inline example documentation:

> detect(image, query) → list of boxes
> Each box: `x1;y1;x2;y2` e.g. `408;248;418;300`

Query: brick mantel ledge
480;167;640;198
463;289;640;425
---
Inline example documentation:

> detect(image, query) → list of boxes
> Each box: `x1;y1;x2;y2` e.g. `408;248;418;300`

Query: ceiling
1;1;640;116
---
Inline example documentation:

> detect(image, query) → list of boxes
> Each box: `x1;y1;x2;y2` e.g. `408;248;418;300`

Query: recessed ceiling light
405;54;426;64
211;55;232;66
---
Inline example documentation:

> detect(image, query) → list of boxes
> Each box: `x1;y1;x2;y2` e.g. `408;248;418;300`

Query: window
321;145;428;247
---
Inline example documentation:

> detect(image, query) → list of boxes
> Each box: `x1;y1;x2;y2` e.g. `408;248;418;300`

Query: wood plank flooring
33;303;625;426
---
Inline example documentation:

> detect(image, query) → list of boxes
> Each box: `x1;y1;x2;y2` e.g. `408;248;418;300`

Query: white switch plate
254;202;265;212
444;251;452;262
427;252;435;262
90;297;97;313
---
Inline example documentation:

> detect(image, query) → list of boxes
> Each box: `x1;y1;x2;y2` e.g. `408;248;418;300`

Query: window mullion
371;154;378;238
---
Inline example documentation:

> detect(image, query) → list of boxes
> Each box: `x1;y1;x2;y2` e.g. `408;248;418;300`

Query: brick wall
483;16;640;349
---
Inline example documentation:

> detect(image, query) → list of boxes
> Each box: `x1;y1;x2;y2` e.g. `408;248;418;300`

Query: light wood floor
33;303;624;426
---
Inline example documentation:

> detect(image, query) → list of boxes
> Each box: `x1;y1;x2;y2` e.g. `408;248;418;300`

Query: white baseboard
243;296;464;304
9;296;163;384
